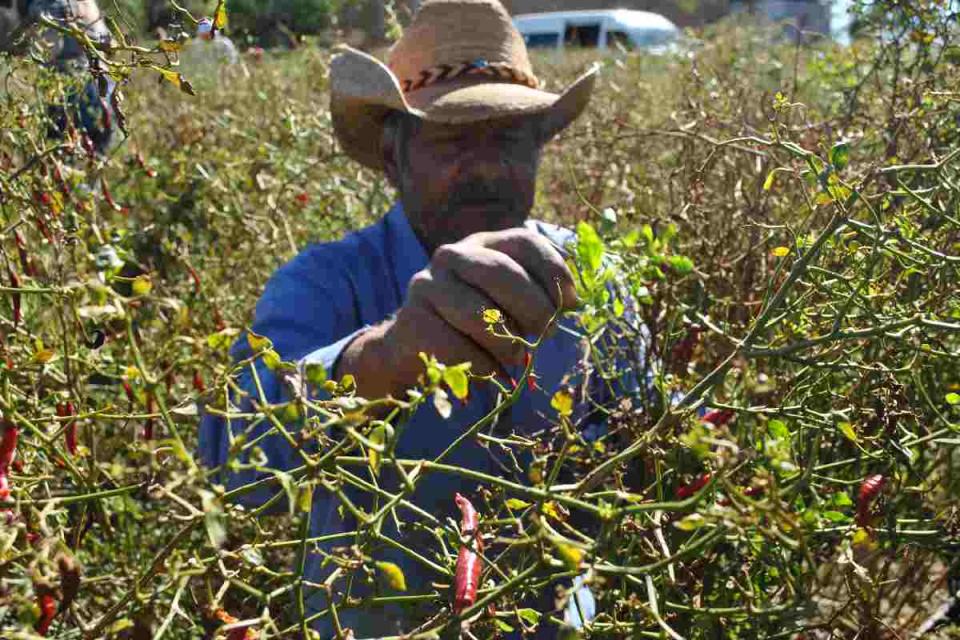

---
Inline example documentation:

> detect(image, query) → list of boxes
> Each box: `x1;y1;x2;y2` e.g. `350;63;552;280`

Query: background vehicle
512;9;680;52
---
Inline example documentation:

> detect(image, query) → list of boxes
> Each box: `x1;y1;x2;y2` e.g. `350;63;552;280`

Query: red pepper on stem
453;493;482;616
58;402;77;456
675;472;713;499
856;474;886;527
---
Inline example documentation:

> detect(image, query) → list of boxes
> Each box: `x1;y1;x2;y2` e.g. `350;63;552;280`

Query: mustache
445;180;517;209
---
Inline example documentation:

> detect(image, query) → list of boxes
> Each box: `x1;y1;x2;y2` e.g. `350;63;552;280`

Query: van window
524;33;560;48
564;23;600;48
606;30;632;50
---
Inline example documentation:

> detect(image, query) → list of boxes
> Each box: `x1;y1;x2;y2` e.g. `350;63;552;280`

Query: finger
413;270;526;371
478;229;579;311
433;244;554;338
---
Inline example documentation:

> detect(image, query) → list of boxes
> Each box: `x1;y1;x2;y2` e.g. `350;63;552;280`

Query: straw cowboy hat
329;0;599;171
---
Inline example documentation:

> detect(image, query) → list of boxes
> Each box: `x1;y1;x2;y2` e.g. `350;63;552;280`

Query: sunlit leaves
153;66;196;96
376;561;407;591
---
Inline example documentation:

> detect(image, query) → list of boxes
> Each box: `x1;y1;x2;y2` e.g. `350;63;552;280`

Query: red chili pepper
523;350;536;390
0;422;18;471
34;216;53;243
294;192;310;207
675;472;713;499
13;230;33;277
453;493;482;616
58;402;77;456
702;409;735;426
856;474;886;527
186;264;202;295
0;470;10;501
101;177;121;211
143;394;156;441
213;307;226;331
136;152;157;178
122;380;135;405
35;588;57;635
9;268;21;328
193;370;206;394
670;325;702;373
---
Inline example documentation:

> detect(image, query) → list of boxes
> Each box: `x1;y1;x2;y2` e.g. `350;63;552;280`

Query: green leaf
832;492;853;507
304;362;327;387
668;255;694;275
575;221;604;273
494;620;515;633
262;349;282;370
822;510;849;523
830;141;850;171
517;608;541;627
838;421;858;443
674;513;706;530
946;392;960;405
199;490;226;548
443;364;470;400
505;498;531;510
376;561;407;591
206;327;239;351
767;419;790;439
368;423;389;474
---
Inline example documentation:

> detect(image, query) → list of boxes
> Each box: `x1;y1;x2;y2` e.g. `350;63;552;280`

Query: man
0;0;115;153
182;16;239;66
199;0;608;635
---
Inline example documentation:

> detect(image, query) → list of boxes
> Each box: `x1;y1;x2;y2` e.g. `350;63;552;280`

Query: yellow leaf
33;349;56;364
443;365;470;400
368;423;389;474
132;276;152;296
376;561;407;591
298;482;314;513
771;246;790;257
158;39;182;53
213;0;228;29
482;308;502;324
505;498;531;511
247;331;272;353
553;540;583;570
541;501;562;521
838;421;858;443
124;365;140;379
551;390;573;417
155;66;195;96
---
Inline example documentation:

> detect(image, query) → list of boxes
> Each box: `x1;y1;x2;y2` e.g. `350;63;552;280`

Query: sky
831;0;855;42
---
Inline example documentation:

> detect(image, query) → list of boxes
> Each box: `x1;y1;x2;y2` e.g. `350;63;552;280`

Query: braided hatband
400;59;539;93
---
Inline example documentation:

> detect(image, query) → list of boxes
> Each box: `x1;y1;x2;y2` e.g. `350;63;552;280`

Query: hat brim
330;45;598;171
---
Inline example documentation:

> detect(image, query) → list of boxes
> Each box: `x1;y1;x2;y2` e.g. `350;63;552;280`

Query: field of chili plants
1;0;960;637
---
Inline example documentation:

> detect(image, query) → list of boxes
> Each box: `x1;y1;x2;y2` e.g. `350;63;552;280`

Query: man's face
383;112;545;254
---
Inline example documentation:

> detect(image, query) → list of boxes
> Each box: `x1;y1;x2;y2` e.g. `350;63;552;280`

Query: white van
513;9;680;52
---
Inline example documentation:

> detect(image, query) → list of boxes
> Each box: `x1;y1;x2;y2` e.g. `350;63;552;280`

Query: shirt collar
385;201;429;303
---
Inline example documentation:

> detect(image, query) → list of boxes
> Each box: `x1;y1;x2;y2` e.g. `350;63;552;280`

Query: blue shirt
199;202;603;637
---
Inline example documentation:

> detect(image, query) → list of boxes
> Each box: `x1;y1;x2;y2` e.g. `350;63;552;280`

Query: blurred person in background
0;0;116;154
181;16;238;67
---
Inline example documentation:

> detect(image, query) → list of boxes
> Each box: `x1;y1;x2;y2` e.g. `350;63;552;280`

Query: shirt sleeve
197;245;365;509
